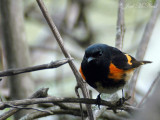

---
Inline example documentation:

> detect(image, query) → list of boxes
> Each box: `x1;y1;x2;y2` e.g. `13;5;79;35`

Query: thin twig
93;1;125;120
137;72;160;108
100;111;126;120
0;96;137;113
93;106;107;120
75;86;84;120
20;105;131;120
36;0;93;119
20;106;87;120
115;0;125;50
0;88;49;120
0;58;72;77
91;0;126;119
5;104;52;114
128;0;160;103
54;102;86;112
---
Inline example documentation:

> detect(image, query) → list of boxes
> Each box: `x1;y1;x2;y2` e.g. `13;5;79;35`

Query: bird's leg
116;89;126;106
121;89;125;102
96;93;101;109
116;89;131;106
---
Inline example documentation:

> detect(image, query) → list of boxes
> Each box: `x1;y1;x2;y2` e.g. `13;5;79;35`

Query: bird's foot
116;96;131;106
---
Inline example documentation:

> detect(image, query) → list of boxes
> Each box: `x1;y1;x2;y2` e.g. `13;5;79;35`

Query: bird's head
83;44;111;66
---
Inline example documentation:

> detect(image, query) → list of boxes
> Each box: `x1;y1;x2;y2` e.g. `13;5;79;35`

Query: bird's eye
99;51;103;56
93;51;103;57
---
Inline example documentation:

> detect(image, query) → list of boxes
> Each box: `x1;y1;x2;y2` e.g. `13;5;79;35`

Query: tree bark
0;0;34;119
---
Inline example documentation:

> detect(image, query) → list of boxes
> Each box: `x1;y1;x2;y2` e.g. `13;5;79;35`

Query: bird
79;43;151;105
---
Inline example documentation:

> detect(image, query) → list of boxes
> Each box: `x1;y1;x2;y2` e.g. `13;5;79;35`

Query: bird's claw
96;94;101;109
116;96;131;106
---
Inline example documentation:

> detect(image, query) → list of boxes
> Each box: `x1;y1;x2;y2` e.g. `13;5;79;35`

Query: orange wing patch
79;66;86;80
108;63;124;81
125;54;132;65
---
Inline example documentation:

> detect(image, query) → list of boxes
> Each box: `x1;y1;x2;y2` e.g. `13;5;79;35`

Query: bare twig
29;88;48;99
135;71;160;120
0;88;49;120
53;102;80;110
36;0;93;119
20;106;87;120
93;106;107;120
0;58;72;77
91;0;125;119
90;1;126;119
137;72;160;108
115;0;125;50
4;104;52;114
128;0;160;103
0;96;137;113
20;105;132;120
75;86;84;120
100;111;126;120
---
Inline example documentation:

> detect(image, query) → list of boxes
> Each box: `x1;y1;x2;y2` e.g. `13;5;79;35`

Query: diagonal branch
36;0;93;119
0;58;72;77
137;72;160;107
115;0;125;50
128;0;160;103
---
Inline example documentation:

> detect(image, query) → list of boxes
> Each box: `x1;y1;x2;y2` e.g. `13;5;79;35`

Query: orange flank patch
125;54;132;65
108;63;124;81
79;66;86;80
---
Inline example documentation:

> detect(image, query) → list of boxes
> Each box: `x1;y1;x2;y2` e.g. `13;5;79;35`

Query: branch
135;70;160;120
20;101;88;119
0;88;49;120
115;0;125;50
53;102;83;111
137;72;160;107
93;106;107;120
20;105;132;120
92;0;125;119
4;104;52;114
128;0;160;103
20;101;138;120
36;0;93;119
0;58;72;77
100;110;129;120
20;106;87;120
0;96;137;113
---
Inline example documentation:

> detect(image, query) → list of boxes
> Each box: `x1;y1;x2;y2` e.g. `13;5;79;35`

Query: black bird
80;44;151;105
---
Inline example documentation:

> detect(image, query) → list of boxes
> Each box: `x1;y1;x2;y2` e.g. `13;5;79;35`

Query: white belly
95;82;124;94
95;70;133;94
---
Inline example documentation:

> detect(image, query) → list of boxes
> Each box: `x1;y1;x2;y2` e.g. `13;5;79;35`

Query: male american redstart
79;44;151;105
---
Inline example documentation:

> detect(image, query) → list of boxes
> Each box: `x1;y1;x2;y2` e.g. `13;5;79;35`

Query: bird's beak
87;57;95;63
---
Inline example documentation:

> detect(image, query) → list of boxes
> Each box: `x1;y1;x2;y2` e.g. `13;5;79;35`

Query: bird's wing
110;47;142;70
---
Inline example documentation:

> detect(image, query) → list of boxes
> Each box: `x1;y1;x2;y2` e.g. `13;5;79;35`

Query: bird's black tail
140;61;152;65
